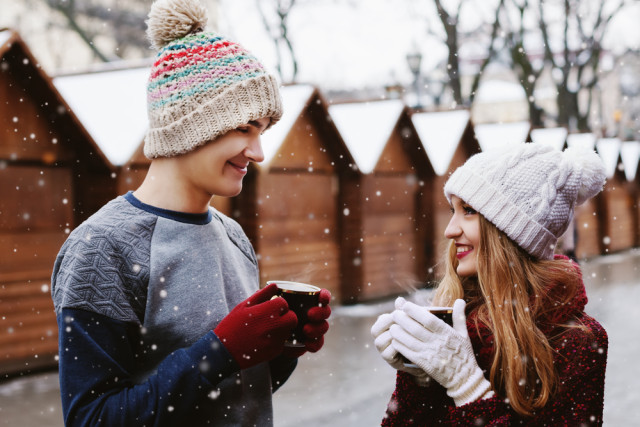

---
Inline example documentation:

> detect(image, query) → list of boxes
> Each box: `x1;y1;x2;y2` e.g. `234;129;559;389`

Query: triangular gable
596;138;622;179
259;84;315;166
328;99;405;174
474;121;531;152
374;107;419;174
411;110;470;176
620;141;640;182
54;65;150;166
566;133;596;151
530;127;567;151
475;79;526;103
0;29;112;172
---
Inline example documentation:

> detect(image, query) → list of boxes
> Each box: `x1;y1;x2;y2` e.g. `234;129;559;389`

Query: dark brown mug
402;306;453;368
268;280;321;347
428;307;453;326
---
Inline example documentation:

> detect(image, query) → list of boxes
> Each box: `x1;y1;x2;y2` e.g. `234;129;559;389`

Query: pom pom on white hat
444;142;606;260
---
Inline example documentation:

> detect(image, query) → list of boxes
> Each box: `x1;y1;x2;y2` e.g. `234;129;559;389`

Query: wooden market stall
567;133;605;258
620;141;640;247
597;138;636;253
410;109;480;279
234;85;353;301
0;29;115;375
329;99;428;302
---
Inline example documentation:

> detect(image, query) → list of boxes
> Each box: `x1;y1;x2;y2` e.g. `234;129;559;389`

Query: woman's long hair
432;215;584;416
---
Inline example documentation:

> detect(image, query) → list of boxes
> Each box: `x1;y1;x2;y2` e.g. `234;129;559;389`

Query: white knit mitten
390;299;494;406
371;298;429;383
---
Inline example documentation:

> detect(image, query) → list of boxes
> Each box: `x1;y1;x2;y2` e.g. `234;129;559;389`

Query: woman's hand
390;299;494;406
371;297;430;384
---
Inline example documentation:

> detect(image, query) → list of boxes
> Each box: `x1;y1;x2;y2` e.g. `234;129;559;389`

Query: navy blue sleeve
58;307;239;427
268;354;298;393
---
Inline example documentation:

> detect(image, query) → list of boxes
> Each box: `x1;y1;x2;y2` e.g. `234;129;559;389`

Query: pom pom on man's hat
143;0;283;159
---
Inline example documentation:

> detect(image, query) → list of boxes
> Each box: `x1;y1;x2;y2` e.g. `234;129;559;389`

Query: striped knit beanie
144;0;283;158
444;143;606;260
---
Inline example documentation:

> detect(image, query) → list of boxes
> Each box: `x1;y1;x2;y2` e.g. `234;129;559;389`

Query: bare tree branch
255;0;299;83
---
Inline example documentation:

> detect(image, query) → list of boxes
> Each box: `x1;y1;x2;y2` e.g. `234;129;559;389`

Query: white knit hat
444;142;606;260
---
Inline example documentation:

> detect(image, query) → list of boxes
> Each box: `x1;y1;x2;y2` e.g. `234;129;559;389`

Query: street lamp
426;67;447;107
406;49;423;109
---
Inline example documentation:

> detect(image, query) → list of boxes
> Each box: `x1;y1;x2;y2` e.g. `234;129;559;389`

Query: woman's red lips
455;244;473;259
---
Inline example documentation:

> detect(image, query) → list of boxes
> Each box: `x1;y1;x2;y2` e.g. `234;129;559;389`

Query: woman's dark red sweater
381;260;608;426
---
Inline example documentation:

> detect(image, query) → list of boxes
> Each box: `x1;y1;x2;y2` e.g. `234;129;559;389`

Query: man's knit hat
143;0;283;158
444;143;606;260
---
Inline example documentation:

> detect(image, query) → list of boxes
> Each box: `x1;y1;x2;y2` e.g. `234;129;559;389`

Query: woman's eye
236;127;250;134
463;206;476;215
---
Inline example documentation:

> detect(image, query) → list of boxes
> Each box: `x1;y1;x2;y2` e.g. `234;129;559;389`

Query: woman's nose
444;216;462;239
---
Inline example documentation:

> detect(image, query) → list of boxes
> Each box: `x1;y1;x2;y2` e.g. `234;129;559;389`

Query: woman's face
444;195;480;277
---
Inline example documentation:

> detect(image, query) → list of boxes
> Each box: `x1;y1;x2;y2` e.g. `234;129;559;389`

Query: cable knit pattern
390;300;492;406
143;0;283;158
51;198;155;323
444;143;606;259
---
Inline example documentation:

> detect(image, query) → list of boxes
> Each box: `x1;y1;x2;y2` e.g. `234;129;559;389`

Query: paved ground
1;248;639;426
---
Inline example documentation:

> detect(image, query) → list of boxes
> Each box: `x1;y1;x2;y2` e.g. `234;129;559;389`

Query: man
51;0;331;425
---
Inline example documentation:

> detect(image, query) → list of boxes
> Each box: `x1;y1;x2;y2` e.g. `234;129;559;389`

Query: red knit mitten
283;288;332;358
215;283;297;369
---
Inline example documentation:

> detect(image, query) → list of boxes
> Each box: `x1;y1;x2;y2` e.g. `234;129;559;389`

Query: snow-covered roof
259;84;315;166
530;127;567;151
474;121;530;152
475;80;526;103
328;99;405;174
0;30;12;48
411;110;470;175
53;67;150;166
620;141;640;181
595;138;622;178
566;133;596;151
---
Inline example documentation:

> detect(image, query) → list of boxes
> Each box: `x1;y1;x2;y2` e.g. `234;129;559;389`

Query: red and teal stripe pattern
147;32;268;113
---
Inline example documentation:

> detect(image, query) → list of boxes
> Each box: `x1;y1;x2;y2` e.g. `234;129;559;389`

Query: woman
372;142;608;425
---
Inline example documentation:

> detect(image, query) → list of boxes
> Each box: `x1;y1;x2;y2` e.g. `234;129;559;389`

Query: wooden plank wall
0;166;73;373
634;184;640;247
255;172;341;297
575;197;604;259
0;36;114;375
358;175;419;300
415;179;437;284
602;179;636;253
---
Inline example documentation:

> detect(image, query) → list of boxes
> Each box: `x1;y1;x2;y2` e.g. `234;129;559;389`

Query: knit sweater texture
381;259;607;426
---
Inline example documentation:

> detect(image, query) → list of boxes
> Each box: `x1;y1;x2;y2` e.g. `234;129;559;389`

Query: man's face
176;117;270;199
